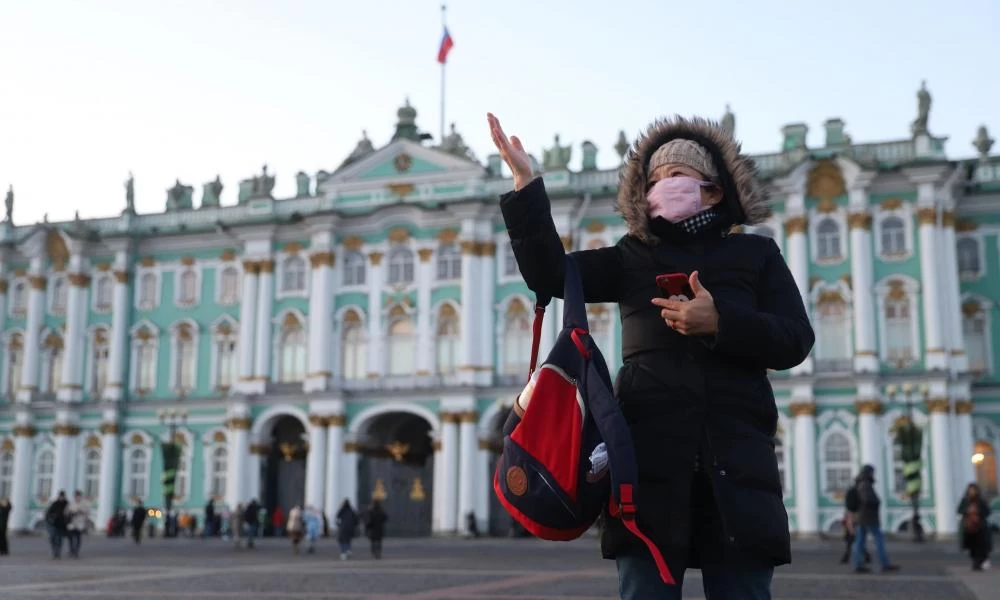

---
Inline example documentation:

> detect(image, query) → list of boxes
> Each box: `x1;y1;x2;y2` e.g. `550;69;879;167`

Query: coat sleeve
710;238;815;370
500;177;623;303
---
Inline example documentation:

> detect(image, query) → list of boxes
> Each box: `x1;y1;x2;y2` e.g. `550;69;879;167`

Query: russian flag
437;26;454;64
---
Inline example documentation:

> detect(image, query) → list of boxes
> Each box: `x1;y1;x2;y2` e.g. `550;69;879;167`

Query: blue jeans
852;525;891;569
616;548;773;600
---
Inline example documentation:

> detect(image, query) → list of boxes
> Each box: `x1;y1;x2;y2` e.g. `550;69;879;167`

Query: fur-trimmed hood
617;116;771;245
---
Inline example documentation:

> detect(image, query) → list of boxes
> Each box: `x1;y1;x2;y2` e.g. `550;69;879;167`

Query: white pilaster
955;399;976;492
365;252;385;378
324;416;345;519
440;412;460;532
52;418;79;495
306;247;335;392
917;202;947;370
848;209;878;373
457;411;478;533
928;399;955;536
225;411;251;507
342;441;359;508
785;215;813;375
477;244;497;386
104;258;130;401
18;258;46;402
477;444;492;534
95;419;120;532
58;257;88;402
246;450;261;502
254;260;275;382
941;215;968;372
432;437;444;533
236;261;259;394
791;393;818;535
415;249;434;376
304;415;327;510
9;423;34;530
458;241;479;385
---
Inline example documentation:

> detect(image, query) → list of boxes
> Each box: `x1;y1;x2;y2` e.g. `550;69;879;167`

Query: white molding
173;264;202;308
817;421;859;501
873;203;915;262
46;273;68;316
809;280;854;363
120;437;152;503
91;272;114;314
134;267;162;311
348;401;442;435
956;233;987;281
809;210;848;265
250;404;311;439
275;253;309;300
434;242;462;283
776;412;792;496
202;443;228;502
214;263;242;306
8;277;27;318
495;234;521;284
129;320;160;393
960;292;994;376
272;307;308;383
339;249;368;290
874;275;922;365
33;443;56;503
385;245;417;287
168;319;200;395
1;328;24;398
83;325;111;398
208;315;239;392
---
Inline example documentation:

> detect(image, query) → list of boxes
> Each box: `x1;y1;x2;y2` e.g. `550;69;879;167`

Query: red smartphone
656;273;694;301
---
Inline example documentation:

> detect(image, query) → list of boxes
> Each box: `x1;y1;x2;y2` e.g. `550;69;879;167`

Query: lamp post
887;383;927;543
158;408;187;538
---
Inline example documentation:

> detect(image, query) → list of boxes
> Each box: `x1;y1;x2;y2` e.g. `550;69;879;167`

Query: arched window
177;269;197;305
94;274;113;311
823;431;854;495
0;451;14;501
880;216;906;255
36;448;55;502
209;446;228;500
816;293;850;366
963;305;989;374
884;285;914;362
127;447;149;500
502;299;532;375
90;329;110;398
278;314;306;382
213;321;238;390
958;238;981;279
218;266;239;305
435;304;460;375
756;225;775;239
11;281;26;314
387;247;415;285
816;218;842;260
387;307;415;375
6;334;22;397
342;252;366;286
281;255;307;293
341;311;366;380
50;276;67;313
83;448;101;500
436;244;461;281
44;333;64;394
134;327;157;392
175;443;189;500
138;272;157;308
174;324;197;392
973;440;998;499
502;244;518;277
588;306;613;356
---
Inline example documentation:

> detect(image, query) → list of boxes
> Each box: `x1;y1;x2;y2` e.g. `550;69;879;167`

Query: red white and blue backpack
493;255;675;585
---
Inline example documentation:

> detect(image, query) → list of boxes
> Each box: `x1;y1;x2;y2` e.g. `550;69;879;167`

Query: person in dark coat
851;465;899;573
243;499;260;548
203;499;216;538
130;499;147;545
958;483;992;570
46;491;69;558
336;499;359;560
0;497;11;555
488;112;815;599
364;500;387;559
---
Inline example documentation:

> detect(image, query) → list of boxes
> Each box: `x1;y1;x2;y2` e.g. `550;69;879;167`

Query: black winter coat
500;169;813;574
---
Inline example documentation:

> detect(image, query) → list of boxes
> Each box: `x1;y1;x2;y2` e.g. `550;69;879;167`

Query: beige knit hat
647;139;718;180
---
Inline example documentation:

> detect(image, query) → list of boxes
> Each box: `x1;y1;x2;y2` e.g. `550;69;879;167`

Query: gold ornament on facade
258;259;275;274
586;221;607;233
887;280;907;301
942;211;955;227
114;270;129;284
343;441;361;453
95;262;111;271
0;439;13;452
282;312;302;329
386;441;410;462
784;216;808;235
68;273;90;287
241;260;260;274
29;275;47;290
249;443;270;456
459;410;478;424
129;433;145;445
180;256;196;266
135;327;153;341
848;212;872;230
854;399;883;415
459;240;477;255
278;442;299;462
387;183;416;198
560;235;573;251
226;417;252;430
308;414;327;427
0;281;7;294
816;198;838;214
962;301;983;317
342;236;364;251
956;219;978;232
283;242;303;254
220;249;236;261
409;477;426;501
372;478;388;501
327;414;346;427
46;230;70;267
916;207;937;225
789;402;817;417
417;248;434;263
437;229;459;244
440;411;461;424
309;251;335;268
13;425;36;437
879;198;903;211
431;440;442;452
955;399;974;414
817;289;845;305
924;398;950;413
388;227;410;244
212;431;228;443
140;256;155;267
806;160;846;204
477;439;491;451
476;241;497;256
839;273;853;288
368;251;384;266
43;333;63;350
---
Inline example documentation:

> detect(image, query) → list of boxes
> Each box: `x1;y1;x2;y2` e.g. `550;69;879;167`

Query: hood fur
616;116;771;245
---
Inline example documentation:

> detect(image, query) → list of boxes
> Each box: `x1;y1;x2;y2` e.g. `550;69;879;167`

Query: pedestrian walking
958;483;992;570
287;505;304;554
243;499;260;548
0;497;11;555
850;465;900;574
487;111;813;599
130;498;147;545
45;491;69;558
304;505;322;554
364;500;387;560
203;498;216;538
335;499;359;560
66;490;90;558
272;505;286;537
231;503;244;549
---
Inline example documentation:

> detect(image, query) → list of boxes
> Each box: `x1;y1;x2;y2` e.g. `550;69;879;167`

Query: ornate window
957;237;982;280
171;322;197;393
387;306;415;375
435;304;460;375
83;447;101;500
822;431;854;495
137;271;158;309
281;255;307;293
436;244;461;281
0;448;14;501
42;332;64;394
126;447;149;501
880;216;906;256
89;328;110;398
176;268;198;306
94;274;113;312
340;310;366;380
973;440;998;499
342;251;366;286
35;447;55;502
502;299;532;375
884;291;915;363
49;275;67;314
387;247;415;285
209;446;228;500
962;302;990;374
278;313;306;382
5;333;23;397
131;324;159;393
814;291;851;369
217;266;240;305
174;437;189;501
502;243;519;277
10;279;27;315
815;218;842;261
212;319;238;390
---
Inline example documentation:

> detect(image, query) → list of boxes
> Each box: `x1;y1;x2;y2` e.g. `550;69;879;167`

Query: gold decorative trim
226;417;252;430
249;443;270;455
855;350;876;357
180;256;196;266
283;242;303;254
586;221;607;233
478;439;492;451
68;273;90;287
848;212;872;231
306;370;332;378
459;410;479;424
327;414;346;427
0;281;7;294
784;216;808;235
114;270;129;284
925;398;950;414
29;275;46;291
140;256;155;267
258;260;275;274
956;219;977;232
415;369;432;376
95;262;112;272
220;249;236;261
839;273;852;287
477;241;497;257
789;402;817;417
308;414;327;427
13;425;36;437
99;423;119;435
344;441;361;453
817;198;838;214
951;349;966;356
459;240;477;255
83;434;101;449
560;235;573;252
942;211;955;227
212;431;227;443
432;440;442;451
309;251;335;268
342;235;364;251
440;411;460;424
917;207;937;225
417;248;434;262
242;260;260;274
955;400;974;414
388;227;410;243
854;400;883;415
880;198;903;211
437;229;459;244
58;383;83;391
368;251;384;266
387;183;415;198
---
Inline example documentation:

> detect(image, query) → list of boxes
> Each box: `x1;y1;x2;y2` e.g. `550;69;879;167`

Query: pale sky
1;0;997;225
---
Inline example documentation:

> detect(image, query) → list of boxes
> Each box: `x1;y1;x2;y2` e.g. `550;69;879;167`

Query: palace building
0;86;998;538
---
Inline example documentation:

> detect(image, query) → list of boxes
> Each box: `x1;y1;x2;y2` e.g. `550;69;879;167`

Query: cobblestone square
0;535;995;599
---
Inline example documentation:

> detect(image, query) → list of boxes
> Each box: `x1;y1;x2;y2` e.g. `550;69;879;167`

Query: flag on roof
437;26;454;64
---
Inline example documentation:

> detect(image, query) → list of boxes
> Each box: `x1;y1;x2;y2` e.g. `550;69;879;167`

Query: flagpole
440;4;447;143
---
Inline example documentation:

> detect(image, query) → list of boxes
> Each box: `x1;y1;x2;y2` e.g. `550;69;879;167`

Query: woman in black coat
0;498;11;555
364;500;388;560
335;500;359;560
488;113;814;599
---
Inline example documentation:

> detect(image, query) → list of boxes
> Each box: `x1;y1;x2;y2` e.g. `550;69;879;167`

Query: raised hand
650;271;720;336
487;113;534;191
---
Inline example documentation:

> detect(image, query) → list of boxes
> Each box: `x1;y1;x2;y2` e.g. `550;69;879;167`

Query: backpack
492;255;675;585
845;485;860;513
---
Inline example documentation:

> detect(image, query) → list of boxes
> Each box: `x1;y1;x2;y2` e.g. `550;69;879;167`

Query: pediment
319;139;485;193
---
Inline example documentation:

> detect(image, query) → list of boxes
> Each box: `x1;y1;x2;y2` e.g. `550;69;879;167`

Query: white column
784;216;813;375
254;260;275;382
856;402;882;469
477;243;497;385
306;251;334;392
58;261;88;402
365;252;385;378
342;441;359;508
225;417;250;507
848;212;878;372
415;249;434;376
476;440;492;534
324;416;345;519
432;438;444;533
942;214;968;373
456;411;478;533
52;422;79;495
104;266;131;401
440;412;460;532
791;401;818;535
304;415;327;510
917;206;947;370
9;425;35;530
237;261;259;390
955;399;976;490
458;242;479;384
18;260;46;402
928;399;955;536
246;448;261;502
96;421;120;532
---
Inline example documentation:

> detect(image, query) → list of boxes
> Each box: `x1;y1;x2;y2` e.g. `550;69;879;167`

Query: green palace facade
0;85;998;538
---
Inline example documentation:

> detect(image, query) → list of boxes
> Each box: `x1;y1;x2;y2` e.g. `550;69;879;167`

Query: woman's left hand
651;271;719;336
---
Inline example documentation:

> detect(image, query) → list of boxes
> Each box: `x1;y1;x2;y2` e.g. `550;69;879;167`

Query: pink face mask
646;176;714;223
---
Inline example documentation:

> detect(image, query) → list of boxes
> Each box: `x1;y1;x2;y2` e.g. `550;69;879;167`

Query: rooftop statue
340;131;376;169
973;125;994;161
543;134;572;171
440;122;475;160
210;175;224;201
911;80;931;136
4;185;12;223
614;131;629;160
250;165;275;197
125;171;135;213
721;104;735;139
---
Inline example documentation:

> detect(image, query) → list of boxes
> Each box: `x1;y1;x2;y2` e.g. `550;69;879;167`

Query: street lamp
887;383;927;543
158;408;188;538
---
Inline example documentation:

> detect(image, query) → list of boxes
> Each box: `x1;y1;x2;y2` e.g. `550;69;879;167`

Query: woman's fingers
511;135;525;154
